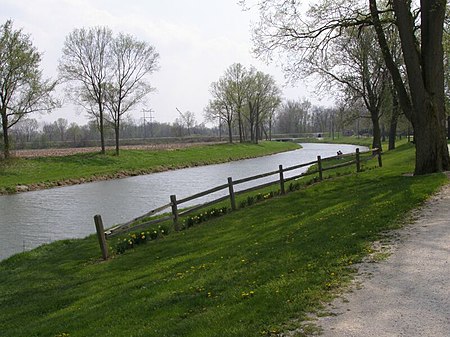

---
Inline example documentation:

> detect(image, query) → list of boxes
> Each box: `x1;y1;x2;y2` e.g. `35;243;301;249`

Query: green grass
295;136;410;149
0;142;299;193
0;143;447;337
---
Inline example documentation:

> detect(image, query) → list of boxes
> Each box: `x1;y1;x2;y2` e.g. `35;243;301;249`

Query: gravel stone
311;182;450;337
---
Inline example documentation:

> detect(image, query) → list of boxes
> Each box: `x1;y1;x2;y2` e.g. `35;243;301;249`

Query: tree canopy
59;27;159;155
244;0;449;174
0;20;57;159
205;63;281;143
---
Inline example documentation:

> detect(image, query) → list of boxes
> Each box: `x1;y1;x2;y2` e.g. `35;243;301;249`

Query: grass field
0;142;299;193
0;142;447;337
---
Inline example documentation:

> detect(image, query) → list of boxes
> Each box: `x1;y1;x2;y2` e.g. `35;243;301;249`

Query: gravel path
311;181;450;337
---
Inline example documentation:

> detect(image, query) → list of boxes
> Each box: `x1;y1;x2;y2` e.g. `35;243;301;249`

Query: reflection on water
0;143;364;260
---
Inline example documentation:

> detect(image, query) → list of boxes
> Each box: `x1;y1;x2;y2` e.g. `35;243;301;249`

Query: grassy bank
295;136;413;148
0;143;447;337
0;142;299;193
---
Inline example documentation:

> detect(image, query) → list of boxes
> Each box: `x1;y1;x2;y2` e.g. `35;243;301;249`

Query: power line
141;108;154;138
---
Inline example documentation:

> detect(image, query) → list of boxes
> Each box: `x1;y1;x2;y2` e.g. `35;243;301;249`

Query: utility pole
141;108;154;139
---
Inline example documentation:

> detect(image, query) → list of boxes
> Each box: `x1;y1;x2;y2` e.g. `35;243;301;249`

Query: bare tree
205;77;235;143
0;20;57;158
66;122;82;144
59;26;112;154
310;26;388;149
244;0;449;174
225;63;248;143
245;68;281;144
176;109;197;136
277;99;311;135
55;118;68;141
104;33;159;155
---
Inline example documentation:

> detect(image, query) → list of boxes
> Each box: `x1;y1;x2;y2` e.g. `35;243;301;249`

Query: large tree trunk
100;109;106;154
394;0;449;174
114;122;120;156
447;116;450;140
227;120;233;143
1;108;10;159
370;111;382;151
413;104;449;173
388;112;399;151
388;85;400;150
97;98;106;154
371;0;449;174
255;108;260;145
237;109;243;143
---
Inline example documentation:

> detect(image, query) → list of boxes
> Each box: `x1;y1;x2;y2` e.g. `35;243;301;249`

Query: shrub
183;206;229;228
114;225;168;254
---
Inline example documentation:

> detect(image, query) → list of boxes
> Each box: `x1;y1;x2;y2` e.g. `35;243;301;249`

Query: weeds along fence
94;148;382;260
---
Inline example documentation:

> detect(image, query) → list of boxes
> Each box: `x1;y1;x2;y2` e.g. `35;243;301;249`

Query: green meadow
0;142;447;336
0;142;299;193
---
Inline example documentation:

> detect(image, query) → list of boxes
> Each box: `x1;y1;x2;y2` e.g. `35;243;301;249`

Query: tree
104;33;159;155
307;26;389;149
42;122;59;142
370;0;449;173
277;99;311;134
176;109;197;136
14;118;39;143
0;20;57;158
59;27;112;154
66;122;82;144
244;68;281;143
205;77;235;143
206;64;281;143
55;118;68;141
244;0;450;174
225;63;248;143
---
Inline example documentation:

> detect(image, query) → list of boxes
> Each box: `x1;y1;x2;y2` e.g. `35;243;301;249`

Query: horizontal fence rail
94;147;382;259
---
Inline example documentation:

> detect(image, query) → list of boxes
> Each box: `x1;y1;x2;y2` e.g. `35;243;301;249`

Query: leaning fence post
170;195;179;231
94;215;109;260
279;165;286;194
227;177;237;210
356;148;361;172
317;156;323;181
377;149;383;167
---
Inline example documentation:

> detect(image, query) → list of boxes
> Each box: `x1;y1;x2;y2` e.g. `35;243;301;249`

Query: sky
1;0;331;126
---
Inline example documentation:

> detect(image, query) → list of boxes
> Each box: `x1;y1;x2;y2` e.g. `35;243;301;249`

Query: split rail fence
94;148;382;260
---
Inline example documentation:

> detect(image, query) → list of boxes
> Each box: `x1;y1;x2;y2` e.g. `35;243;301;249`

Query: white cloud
0;0;330;125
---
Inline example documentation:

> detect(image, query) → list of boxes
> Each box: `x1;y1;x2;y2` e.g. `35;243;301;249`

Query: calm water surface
0;143;365;260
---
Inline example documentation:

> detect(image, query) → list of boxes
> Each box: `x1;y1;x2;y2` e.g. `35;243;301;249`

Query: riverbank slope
1;143;447;336
0;141;299;194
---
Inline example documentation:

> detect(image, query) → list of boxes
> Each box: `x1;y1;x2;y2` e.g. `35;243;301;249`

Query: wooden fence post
170;195;180;231
377;149;383;167
279;165;286;194
356;148;361;172
317;156;323;181
94;215;109;260
228;177;237;210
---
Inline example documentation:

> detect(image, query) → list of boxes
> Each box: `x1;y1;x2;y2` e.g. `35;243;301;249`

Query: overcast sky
1;0;331;126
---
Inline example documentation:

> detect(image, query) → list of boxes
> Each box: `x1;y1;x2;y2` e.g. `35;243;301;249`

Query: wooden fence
94;148;382;260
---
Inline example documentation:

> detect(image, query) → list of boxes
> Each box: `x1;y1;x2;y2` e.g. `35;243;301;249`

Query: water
0;143;364;260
